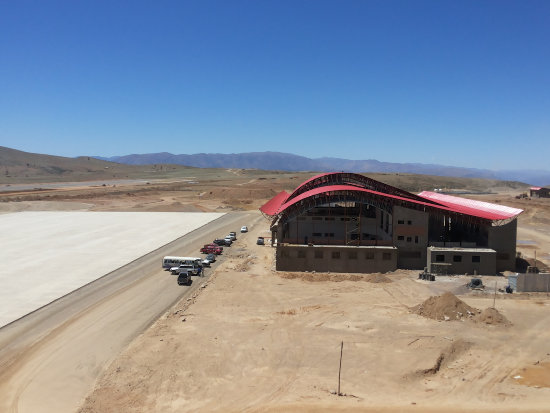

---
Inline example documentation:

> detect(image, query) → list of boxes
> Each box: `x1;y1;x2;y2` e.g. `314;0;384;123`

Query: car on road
228;232;237;241
257;236;265;245
213;238;228;246
177;271;192;286
205;253;216;263
240;226;248;233
224;236;233;246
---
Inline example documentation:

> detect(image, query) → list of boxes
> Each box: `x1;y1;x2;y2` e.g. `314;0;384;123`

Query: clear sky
1;0;549;170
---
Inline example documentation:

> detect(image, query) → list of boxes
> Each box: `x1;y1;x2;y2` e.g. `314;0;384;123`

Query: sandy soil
1;178;549;413
77;222;550;412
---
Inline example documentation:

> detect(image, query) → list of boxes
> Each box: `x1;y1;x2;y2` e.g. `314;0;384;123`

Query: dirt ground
73;188;550;413
2;175;550;412
76;220;550;412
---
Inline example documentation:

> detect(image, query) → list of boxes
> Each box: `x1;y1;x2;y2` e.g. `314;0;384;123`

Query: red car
200;245;223;255
204;243;222;250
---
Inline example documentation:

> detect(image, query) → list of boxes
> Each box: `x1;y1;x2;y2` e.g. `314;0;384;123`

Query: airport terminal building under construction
260;173;523;275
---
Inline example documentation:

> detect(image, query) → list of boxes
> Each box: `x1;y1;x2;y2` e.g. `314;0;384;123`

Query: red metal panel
417;191;523;220
259;190;289;216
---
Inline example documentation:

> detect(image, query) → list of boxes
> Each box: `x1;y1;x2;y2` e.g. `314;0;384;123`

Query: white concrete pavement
0;211;224;327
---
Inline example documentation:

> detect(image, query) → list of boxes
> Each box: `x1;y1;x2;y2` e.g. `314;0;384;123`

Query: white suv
240;226;248;233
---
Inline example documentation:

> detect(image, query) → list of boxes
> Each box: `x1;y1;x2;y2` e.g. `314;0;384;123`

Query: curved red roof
278;185;446;216
417;191;523;220
285;172;334;200
259;190;289;215
259;173;523;222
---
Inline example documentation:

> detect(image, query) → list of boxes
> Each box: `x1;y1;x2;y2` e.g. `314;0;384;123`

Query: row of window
435;254;481;263
282;250;392;260
298;216;371;222
397;219;413;225
397;235;419;243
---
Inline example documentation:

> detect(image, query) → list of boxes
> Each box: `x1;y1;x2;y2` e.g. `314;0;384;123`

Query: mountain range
96;151;550;186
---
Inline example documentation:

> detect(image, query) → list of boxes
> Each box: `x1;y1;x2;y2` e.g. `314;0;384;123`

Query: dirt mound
474;307;512;326
412;292;479;321
418;339;471;376
364;273;392;283
278;272;391;283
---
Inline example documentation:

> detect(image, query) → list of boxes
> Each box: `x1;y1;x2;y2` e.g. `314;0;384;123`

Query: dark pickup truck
177;271;192;286
213;238;231;247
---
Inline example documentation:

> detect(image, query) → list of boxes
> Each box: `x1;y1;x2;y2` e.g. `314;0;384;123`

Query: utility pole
493;281;497;309
338;341;344;396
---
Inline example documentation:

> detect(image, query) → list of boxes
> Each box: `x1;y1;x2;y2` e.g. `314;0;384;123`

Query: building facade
261;173;523;275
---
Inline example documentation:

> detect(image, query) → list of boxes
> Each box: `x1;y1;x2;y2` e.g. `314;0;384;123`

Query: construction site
261;173;522;276
0;165;549;413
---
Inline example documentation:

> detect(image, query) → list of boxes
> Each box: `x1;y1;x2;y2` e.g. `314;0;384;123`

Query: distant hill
0;146;195;184
97;151;550;186
0;146;537;192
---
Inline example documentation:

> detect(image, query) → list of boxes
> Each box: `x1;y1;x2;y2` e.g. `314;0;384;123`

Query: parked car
228;231;237;241
177;271;192;286
224;236;233;246
257;236;265;245
201;258;211;267
171;263;200;275
200;245;223;255
205;253;216;263
213;238;227;246
240;226;248;233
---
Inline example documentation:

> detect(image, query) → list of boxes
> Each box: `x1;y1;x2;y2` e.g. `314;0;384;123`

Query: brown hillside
0;147;529;196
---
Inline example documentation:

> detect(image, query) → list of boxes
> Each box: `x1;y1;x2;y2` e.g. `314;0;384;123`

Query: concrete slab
0;211;224;327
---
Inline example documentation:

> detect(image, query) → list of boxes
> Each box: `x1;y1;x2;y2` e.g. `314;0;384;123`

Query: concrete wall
516;273;550;292
273;201;519;274
276;245;397;273
393;206;428;269
488;220;517;272
427;247;496;275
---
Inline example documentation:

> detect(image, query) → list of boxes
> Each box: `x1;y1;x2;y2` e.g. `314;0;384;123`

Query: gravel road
0;211;256;413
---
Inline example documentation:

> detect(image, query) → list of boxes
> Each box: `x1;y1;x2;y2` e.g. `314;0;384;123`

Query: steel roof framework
262;173;523;229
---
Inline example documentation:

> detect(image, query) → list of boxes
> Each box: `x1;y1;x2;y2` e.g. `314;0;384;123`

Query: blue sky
1;0;549;170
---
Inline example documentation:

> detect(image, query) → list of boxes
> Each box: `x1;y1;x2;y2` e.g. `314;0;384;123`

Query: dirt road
0;211;262;413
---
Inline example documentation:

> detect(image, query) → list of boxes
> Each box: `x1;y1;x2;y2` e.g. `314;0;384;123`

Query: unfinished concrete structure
530;186;550;198
261;173;523;275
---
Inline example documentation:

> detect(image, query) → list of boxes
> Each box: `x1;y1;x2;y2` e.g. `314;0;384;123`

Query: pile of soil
278;272;391;283
474;307;512;326
234;257;255;272
412;292;479;321
418;339;471;376
364;273;392;283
